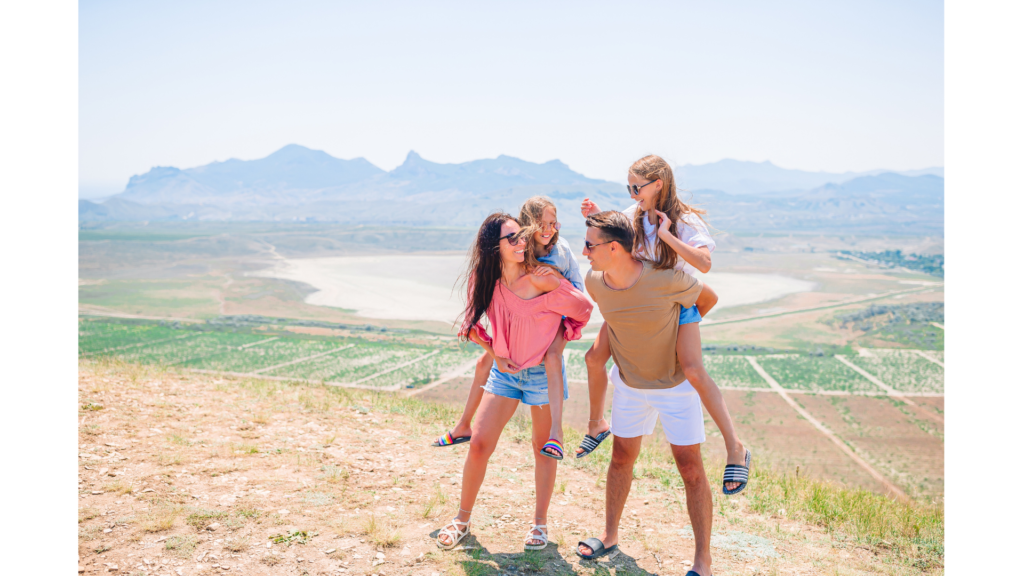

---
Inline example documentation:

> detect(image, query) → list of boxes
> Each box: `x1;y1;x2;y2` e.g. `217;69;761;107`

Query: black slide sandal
576;537;618;560
575;430;611;459
723;448;752;495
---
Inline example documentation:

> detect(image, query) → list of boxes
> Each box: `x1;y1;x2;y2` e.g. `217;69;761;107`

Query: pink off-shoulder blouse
472;278;593;370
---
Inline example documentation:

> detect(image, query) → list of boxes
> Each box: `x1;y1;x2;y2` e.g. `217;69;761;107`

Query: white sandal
436;518;471;550
524;524;548;550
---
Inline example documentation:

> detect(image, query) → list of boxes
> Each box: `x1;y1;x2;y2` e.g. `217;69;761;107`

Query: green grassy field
845;349;945;393
79;317;479;390
756;355;880;393
80;317;944;397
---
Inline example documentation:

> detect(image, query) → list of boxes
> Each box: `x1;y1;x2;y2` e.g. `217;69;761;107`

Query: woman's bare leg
437;391;519;546
541;330;568;456
577;322;611;456
448;351;491;440
529;403;558;546
676;323;746;491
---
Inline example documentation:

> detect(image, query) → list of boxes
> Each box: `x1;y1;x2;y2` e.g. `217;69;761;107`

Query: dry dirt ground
78;361;925;576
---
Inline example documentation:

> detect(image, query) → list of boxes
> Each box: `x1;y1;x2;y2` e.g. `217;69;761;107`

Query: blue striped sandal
723;449;752;495
575;430;611;459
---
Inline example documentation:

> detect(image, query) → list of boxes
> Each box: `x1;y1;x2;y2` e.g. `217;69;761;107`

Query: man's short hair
586;210;635;250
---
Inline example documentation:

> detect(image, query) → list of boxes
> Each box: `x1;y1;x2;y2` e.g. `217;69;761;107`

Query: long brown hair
456;212;516;341
629;155;709;270
518;196;560;271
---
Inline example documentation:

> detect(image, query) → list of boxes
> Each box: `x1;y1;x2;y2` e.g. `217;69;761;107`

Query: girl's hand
495;357;520;374
531;266;555;277
581;198;601;217
654;210;673;237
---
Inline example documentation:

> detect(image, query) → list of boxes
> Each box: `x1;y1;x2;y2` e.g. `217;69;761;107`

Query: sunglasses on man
626;179;658;197
584;239;614;251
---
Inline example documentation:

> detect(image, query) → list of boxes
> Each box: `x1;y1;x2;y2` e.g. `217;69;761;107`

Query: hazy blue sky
80;0;943;197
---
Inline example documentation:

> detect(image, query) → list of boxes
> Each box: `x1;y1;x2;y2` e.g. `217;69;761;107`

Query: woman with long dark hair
435;212;592;551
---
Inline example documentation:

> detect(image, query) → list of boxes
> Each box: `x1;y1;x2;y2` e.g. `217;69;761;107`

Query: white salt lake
253;254;816;326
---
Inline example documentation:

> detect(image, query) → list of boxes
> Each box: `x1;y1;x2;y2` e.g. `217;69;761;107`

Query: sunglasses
626;179;658;197
499;230;528;245
584;239;614;251
538;221;561;233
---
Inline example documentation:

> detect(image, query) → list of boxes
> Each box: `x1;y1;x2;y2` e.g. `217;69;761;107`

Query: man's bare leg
577;435;642;556
671;443;713;576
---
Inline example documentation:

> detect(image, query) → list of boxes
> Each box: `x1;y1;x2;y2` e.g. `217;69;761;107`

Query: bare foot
577;531;617;556
449;421;473;440
543;426;564;457
689;558;713;576
724;441;747;492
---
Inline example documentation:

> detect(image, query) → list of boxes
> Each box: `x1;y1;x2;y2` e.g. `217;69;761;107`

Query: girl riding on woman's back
433;197;583;460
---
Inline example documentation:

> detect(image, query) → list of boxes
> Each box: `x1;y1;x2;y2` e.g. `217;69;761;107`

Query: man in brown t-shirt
575;211;714;576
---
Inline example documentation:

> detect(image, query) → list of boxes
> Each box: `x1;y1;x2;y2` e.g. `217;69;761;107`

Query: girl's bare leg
449;351;491;439
577;322;611;456
541;330;568;456
529;403;558;546
437;391;520;546
677;322;746;491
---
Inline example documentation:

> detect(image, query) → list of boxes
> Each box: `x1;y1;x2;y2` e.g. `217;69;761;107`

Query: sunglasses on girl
626;179;658;197
539;221;561;232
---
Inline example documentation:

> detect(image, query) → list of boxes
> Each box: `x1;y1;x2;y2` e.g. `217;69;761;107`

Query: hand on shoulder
529;268;562;291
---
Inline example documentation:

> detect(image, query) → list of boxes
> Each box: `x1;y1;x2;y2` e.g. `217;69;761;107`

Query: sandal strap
542;440;563;455
723;464;749;482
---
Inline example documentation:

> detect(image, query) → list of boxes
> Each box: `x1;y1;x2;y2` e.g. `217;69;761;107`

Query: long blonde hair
629;155;709;270
518;196;560;272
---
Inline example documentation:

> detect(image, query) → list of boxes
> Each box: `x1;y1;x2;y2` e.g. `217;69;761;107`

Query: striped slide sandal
575;430;611;459
722;448;752;495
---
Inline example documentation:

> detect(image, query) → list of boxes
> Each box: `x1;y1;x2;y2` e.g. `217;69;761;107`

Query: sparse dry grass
79;507;99;523
140;505;180;532
76;358;943;575
363;514;401;548
164;534;198;558
103;479;134;495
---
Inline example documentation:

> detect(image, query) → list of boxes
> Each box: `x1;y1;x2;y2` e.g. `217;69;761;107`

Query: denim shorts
483;357;569;406
678;305;702;325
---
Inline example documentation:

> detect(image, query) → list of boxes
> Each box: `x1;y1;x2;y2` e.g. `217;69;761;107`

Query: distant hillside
686;173;944;235
675;159;943;195
81;146;944;234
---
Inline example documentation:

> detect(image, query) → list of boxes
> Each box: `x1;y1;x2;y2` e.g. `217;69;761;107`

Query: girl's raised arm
580;198;602;218
654;209;712;274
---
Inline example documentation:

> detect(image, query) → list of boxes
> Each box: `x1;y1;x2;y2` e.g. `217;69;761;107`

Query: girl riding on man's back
579;154;752;495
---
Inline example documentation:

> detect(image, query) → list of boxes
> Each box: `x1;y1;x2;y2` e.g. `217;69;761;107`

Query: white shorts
609;364;706;446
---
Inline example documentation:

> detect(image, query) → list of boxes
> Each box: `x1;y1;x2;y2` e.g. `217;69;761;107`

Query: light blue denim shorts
678;305;702;325
483;357;569;406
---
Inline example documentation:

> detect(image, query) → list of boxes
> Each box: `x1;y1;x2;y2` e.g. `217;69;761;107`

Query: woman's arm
468;328;520;373
654;210;712;273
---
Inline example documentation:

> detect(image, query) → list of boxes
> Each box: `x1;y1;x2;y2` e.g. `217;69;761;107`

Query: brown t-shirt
585;261;703;390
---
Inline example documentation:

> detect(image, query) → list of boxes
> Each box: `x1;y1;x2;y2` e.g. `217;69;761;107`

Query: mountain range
80;145;943;235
